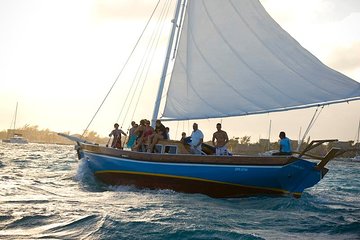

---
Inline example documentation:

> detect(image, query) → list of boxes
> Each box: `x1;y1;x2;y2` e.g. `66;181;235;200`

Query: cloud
261;0;360;80
327;41;360;72
321;12;360;79
93;0;168;20
260;0;334;24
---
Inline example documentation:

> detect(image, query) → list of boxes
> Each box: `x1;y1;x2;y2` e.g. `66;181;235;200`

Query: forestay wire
81;1;161;138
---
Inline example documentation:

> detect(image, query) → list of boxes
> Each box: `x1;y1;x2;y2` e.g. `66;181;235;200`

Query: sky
0;0;359;143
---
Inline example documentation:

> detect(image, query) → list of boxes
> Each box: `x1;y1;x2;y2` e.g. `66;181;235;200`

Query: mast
172;0;187;60
151;0;183;127
267;120;272;151
14;102;18;131
356;119;360;144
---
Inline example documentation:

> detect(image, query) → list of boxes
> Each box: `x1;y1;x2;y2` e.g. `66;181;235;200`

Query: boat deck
80;142;297;166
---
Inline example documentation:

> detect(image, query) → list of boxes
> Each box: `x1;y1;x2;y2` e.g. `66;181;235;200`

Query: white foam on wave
74;158;96;184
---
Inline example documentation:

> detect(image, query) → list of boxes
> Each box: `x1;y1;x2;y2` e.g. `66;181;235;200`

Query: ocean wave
1;143;360;240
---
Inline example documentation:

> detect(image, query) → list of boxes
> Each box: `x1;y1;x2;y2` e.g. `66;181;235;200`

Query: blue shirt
280;137;292;153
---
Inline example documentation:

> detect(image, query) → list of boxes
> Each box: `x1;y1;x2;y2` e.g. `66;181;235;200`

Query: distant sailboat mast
3;102;28;144
356;119;360;145
353;119;360;160
267;119;272;151
8;102;19;137
13;102;18;132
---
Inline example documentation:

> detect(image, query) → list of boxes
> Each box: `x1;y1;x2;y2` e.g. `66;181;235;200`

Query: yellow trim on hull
96;170;301;196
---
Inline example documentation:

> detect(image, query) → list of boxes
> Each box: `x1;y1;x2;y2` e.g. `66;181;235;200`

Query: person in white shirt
190;123;204;154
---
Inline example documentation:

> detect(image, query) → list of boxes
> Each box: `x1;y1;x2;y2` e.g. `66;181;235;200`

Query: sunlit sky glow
0;0;359;142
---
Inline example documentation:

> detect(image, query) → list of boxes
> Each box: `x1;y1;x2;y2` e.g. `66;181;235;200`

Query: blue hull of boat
81;150;324;198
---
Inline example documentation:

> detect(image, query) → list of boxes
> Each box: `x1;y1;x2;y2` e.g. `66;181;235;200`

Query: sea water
0;143;359;240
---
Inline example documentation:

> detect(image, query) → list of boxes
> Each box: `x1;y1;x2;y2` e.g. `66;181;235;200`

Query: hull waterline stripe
95;170;298;195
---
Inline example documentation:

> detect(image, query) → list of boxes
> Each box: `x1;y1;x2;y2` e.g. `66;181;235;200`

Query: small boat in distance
62;0;360;198
352;119;360;161
2;102;28;144
2;134;28;144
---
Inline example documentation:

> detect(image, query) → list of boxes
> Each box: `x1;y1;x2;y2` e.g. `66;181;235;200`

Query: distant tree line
206;136;357;157
1;125;357;157
0;125;108;145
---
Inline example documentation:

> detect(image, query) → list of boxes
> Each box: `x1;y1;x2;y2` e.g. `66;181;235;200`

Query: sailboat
352;120;360;161
63;0;360;198
2;102;28;144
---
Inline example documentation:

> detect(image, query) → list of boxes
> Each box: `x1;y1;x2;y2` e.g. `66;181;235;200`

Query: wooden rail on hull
80;143;297;166
79;138;346;169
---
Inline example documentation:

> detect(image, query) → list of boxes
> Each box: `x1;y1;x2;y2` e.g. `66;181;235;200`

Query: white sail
161;0;360;121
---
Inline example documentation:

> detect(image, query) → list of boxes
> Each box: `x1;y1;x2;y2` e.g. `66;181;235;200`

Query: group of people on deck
109;120;292;156
109;119;169;153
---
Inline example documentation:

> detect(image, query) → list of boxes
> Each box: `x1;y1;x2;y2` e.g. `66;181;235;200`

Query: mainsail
161;0;360;121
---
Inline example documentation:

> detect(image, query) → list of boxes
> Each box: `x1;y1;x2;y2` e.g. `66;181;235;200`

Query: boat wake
108;184;178;197
74;158;106;192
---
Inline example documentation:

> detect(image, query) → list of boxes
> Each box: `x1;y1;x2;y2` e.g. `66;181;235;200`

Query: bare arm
133;126;142;135
225;132;229;145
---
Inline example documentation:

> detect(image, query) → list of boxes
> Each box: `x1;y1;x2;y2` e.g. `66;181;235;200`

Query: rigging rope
81;0;161;138
172;0;187;60
175;121;179;140
120;0;173;129
114;1;173;130
297;105;324;151
354;119;360;144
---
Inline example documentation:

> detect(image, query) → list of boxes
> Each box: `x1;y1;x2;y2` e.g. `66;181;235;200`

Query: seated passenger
180;132;186;143
142;120;154;147
272;131;292;155
148;120;168;153
132;119;145;151
165;127;170;140
126;121;137;149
